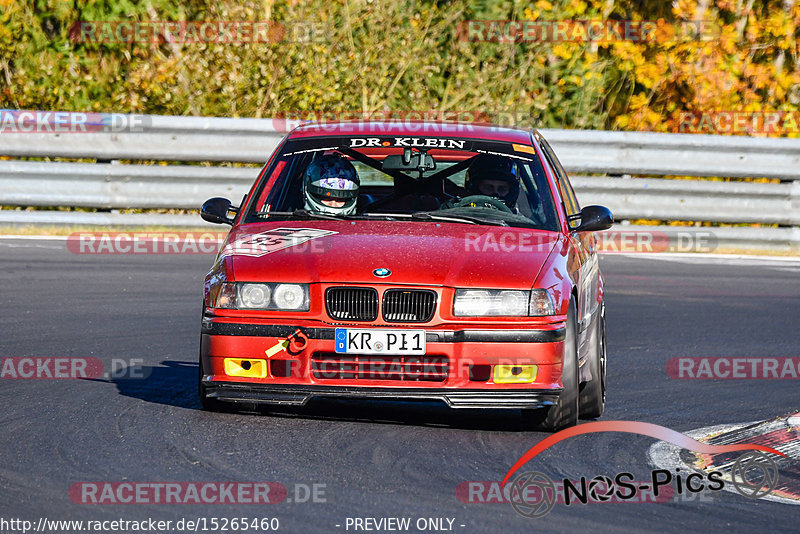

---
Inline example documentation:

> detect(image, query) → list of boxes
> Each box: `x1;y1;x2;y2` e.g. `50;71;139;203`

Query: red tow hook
264;328;309;358
287;328;309;355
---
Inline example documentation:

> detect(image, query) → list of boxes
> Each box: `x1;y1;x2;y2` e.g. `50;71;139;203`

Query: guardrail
0;160;255;209
571;176;800;226
541;129;800;180
1;113;798;251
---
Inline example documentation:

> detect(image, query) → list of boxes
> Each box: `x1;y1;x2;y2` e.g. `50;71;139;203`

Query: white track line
604;252;800;264
0;235;70;241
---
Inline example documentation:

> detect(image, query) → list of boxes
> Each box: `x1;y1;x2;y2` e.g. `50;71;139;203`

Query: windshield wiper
256;209;343;220
257;210;409;222
351;212;414;220
411;211;508;227
357;212;482;225
257;210;507;227
354;211;507;226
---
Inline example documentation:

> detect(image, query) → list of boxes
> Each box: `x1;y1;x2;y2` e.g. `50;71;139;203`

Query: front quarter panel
203;240;237;307
533;234;577;317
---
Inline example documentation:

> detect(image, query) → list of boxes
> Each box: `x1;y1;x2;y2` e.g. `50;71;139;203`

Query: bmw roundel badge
373;268;391;278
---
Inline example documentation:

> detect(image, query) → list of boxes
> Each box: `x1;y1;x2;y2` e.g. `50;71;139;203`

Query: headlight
453;288;555;317
215;282;309;311
239;283;271;308
273;284;306;310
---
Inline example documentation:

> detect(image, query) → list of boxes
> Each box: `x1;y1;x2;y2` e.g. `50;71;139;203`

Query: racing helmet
464;154;520;209
302;154;360;216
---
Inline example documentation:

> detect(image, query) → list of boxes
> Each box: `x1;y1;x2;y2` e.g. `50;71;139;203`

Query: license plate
334;328;426;355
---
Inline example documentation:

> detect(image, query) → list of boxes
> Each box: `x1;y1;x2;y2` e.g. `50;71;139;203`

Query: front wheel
526;299;579;431
579;302;606;419
198;349;261;414
198;354;224;412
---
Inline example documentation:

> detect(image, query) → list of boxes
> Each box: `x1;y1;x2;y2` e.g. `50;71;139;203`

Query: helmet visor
307;176;359;201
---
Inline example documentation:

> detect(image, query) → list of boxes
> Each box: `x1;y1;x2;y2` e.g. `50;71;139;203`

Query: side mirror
201;197;234;225
573;205;613;232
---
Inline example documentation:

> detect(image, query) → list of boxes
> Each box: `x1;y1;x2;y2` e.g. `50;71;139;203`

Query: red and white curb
648;412;800;505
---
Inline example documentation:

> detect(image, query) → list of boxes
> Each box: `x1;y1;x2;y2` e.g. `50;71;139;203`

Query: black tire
579;302;606;419
527;299;579;431
198;346;224;412
198;347;260;414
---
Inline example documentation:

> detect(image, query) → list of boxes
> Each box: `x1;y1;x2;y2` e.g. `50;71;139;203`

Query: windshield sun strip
283;147;341;156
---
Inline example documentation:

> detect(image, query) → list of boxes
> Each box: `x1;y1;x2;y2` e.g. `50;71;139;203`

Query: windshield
244;135;560;231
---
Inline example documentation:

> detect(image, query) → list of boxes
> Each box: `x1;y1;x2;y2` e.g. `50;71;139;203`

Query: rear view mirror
382;153;436;172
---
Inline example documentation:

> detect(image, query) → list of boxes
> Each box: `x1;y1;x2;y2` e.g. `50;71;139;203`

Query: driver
463;154;520;210
302;154;360;216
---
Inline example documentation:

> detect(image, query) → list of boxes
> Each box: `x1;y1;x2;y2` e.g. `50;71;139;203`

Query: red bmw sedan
198;121;612;430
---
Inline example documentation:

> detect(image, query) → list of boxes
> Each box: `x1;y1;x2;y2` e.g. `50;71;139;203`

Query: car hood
220;220;560;289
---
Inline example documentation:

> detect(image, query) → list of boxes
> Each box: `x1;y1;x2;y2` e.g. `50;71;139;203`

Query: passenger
464;154;520;210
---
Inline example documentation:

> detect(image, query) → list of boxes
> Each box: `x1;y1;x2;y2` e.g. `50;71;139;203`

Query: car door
538;138;600;361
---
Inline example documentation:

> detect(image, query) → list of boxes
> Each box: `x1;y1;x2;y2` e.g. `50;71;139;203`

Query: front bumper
201;319;566;409
201;383;562;409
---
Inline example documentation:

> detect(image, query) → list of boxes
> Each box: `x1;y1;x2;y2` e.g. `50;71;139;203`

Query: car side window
540;139;581;227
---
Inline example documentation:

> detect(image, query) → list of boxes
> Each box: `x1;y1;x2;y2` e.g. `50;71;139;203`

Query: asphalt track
1;238;799;533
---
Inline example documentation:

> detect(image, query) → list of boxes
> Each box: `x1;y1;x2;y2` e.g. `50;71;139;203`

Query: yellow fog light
224;358;267;378
493;365;537;384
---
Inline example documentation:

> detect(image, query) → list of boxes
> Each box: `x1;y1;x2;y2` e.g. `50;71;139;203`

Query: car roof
287;120;537;144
